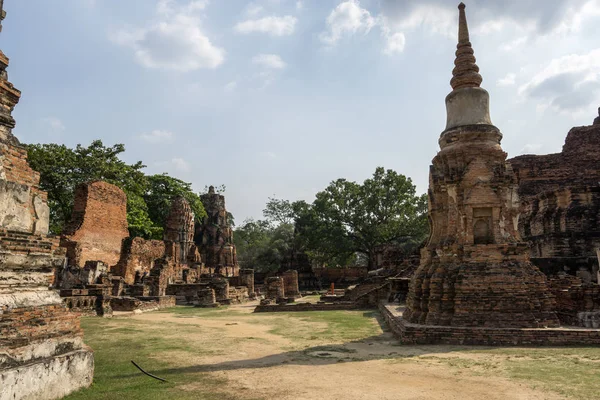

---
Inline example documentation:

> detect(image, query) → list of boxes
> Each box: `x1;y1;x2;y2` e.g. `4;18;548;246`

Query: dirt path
134;304;565;400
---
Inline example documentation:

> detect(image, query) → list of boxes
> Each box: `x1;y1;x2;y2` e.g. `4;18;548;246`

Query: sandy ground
134;303;564;400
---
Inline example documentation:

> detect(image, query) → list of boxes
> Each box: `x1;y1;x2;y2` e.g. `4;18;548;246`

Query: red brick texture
61;181;129;267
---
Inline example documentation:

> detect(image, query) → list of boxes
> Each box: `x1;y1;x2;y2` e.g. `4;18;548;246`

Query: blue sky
3;0;600;222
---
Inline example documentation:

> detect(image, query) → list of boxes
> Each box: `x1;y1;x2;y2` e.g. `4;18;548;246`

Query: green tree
27;141;148;235
294;167;428;269
26;141;205;239
263;197;294;225
143;174;206;239
234;218;296;273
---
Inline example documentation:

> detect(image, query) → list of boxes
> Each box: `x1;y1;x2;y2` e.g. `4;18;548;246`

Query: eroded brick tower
403;3;559;328
195;186;239;277
164;196;195;264
0;5;94;399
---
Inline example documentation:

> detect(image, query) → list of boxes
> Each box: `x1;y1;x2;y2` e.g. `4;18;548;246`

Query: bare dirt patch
128;303;566;400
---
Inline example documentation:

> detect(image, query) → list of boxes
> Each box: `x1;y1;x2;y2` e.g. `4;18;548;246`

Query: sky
2;0;600;223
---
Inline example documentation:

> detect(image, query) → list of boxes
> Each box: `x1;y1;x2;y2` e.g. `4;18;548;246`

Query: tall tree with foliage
262;197;295;225
294;167;428;269
26;140;205;239
233;218;296;273
27;141;147;234
143;174;206;238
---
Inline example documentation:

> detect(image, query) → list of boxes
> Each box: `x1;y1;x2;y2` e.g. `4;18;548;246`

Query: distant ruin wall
61;181;129;267
112;237;166;285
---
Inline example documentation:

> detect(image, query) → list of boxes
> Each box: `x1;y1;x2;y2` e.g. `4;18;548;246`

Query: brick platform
254;302;362;313
380;303;600;346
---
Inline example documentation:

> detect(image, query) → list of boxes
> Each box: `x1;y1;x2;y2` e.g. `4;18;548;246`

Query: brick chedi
404;3;559;328
61;181;129;267
508;112;600;279
195;186;239;277
0;5;94;399
164;196;195;264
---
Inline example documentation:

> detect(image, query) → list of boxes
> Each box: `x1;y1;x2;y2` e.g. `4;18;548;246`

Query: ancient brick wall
509;123;600;279
112;237;166;285
312;267;368;288
239;268;255;294
0;11;94;397
547;274;600;325
61;181;129;267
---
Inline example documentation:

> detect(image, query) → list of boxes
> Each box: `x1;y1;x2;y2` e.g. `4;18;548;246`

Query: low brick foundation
110;296;175;312
254;302;362;312
379;302;600;346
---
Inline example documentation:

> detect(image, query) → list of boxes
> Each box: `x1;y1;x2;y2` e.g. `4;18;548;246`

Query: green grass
63;307;383;400
63;316;243;400
472;347;600;399
266;310;383;342
63;306;600;400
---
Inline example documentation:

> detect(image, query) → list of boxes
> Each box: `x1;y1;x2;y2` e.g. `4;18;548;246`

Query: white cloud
520;143;543;154
261;151;277;159
171;158;191;172
234;15;297;36
252;54;286;69
385;4;455;38
224;81;238;92
319;0;376;46
111;1;224;71
139;130;174;143
245;3;263;17
382;31;405;55
554;0;600;34
42;117;65;132
518;49;600;114
296;1;303;10
500;36;527;52
157;0;209;16
497;73;517;87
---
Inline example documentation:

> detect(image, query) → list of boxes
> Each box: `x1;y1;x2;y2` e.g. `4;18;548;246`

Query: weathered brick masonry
404;4;558;331
61;181;129;268
196;186;239;277
509;121;600;279
0;6;94;398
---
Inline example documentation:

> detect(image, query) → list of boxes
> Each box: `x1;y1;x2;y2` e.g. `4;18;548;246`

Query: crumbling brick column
265;276;285;300
61;181;129;267
239;268;255;295
282;270;300;298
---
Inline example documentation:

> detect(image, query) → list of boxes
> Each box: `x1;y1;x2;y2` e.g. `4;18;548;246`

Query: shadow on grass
114;333;480;378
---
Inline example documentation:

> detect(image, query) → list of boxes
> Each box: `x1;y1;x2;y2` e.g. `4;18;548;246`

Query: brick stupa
403;3;560;329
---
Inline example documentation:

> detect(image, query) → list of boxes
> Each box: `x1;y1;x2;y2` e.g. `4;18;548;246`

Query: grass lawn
63;305;600;400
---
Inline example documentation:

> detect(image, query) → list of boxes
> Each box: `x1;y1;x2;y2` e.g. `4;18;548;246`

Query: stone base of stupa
380;303;600;346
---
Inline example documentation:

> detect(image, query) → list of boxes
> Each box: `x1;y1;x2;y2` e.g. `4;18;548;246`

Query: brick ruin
61;181;129;268
54;183;253;314
164;196;196;264
388;4;576;344
282;269;301;298
377;4;600;345
0;5;94;398
508;118;600;280
195;185;239;277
